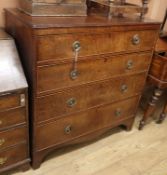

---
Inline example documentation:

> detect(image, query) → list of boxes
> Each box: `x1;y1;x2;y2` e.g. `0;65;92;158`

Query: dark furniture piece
5;9;160;169
88;0;149;18
139;10;167;130
139;37;167;129
19;0;87;16
0;29;30;173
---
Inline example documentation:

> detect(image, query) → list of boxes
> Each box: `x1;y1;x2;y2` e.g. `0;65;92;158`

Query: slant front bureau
0;29;30;173
5;9;160;169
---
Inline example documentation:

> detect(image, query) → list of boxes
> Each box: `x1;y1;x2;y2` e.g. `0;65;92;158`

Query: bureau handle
115;108;122;117
0;157;7;165
20;94;26;107
70;41;81;80
0;139;5;146
0;121;2;125
121;84;128;93
126;60;134;70
132;34;140;45
67;98;77;108
64;125;72;134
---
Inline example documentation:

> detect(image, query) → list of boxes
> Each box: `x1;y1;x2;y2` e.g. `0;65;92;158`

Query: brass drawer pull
132;34;140;45
0;139;5;146
115;108;122;117
70;41;81;80
70;70;79;80
0;157;7;165
121;84;128;93
0;121;2;125
20;94;26;107
64;125;72;134
67;98;77;108
126;60;134;70
72;41;81;52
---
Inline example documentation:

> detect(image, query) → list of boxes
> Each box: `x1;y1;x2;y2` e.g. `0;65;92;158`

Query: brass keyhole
67;98;77;108
115;108;122;117
126;60;134;70
121;84;128;93
132;34;140;45
64;125;72;134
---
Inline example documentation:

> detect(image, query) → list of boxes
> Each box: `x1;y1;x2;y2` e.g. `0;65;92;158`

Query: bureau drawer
0;108;26;130
36;96;139;151
0;144;28;170
36;73;146;122
149;52;167;81
0;126;27;150
37;30;157;62
0;93;26;111
37;52;152;94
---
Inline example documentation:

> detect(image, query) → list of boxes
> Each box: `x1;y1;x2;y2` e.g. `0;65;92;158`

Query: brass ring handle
20;94;26;107
67;98;77;108
64;125;72;134
72;41;81;52
121;84;128;93
115;108;122;117
0;139;5;146
70;41;81;80
126;60;134;70
132;34;140;45
0;157;7;165
70;70;79;80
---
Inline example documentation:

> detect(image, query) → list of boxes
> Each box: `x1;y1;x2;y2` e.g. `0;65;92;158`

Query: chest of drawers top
5;8;160;29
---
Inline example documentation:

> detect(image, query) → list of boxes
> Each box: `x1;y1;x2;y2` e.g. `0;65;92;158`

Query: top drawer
0;93;26;111
37;30;157;62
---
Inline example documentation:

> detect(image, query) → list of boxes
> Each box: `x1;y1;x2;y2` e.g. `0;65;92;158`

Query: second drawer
37;52;152;94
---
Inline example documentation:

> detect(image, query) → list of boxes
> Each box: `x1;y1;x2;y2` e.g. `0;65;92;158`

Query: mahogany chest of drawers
5;9;160;169
0;29;30;173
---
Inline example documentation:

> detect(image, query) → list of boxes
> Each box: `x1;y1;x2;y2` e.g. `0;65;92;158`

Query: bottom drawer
36;96;139;151
0;144;28;169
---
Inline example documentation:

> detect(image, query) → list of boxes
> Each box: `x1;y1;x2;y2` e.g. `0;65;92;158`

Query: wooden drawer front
0;144;28;169
37;30;157;62
149;53;167;81
36;96;138;150
0;127;27;150
36;73;146;122
0;94;25;111
37;52;152;94
0;108;26;130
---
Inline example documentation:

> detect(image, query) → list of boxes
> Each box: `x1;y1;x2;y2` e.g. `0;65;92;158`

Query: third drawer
0;126;27;150
36;72;146;122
